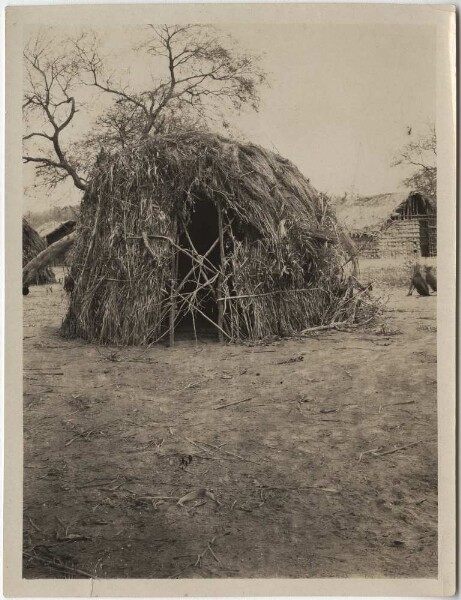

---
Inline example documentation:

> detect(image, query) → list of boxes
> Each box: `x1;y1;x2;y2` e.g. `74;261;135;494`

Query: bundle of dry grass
22;219;56;285
62;132;379;345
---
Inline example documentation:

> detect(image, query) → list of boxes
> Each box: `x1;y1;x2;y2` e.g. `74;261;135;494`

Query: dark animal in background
22;286;30;296
424;266;437;292
407;268;430;297
64;275;75;294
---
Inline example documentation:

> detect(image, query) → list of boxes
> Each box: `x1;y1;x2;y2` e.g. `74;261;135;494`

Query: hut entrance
175;199;222;340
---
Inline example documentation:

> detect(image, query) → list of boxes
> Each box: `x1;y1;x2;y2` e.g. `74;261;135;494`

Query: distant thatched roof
37;220;62;237
22;219;56;285
39;220;77;245
334;191;436;235
63;132;377;345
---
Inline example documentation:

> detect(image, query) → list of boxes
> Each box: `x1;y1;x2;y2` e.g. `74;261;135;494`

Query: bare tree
24;26;266;192
75;25;266;145
392;126;436;202
23;33;88;191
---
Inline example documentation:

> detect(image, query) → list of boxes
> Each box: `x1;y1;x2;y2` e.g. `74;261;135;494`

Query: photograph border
4;3;457;596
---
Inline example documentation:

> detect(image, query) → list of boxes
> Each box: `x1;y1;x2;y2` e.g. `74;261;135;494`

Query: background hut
37;220;77;267
38;220;77;247
22;218;56;285
334;192;437;259
62;132;375;345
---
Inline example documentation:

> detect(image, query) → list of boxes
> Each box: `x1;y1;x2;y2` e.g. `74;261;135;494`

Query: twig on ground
27;516;41;532
373;439;430;457
207;542;223;566
262;484;339;494
135;496;179;501
193;454;231;462
301;321;349;333
65;429;96;446
198;440;261;465
213;397;254;410
25;368;64;372
169;535;223;578
184;379;208;390
383;400;416;407
277;355;304;365
184;437;212;454
195;535;217;567
23;550;94;578
358;448;381;462
24;371;64;376
78;478;118;489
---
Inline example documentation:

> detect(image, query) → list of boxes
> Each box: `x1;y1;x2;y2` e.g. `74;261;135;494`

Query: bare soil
23;276;437;579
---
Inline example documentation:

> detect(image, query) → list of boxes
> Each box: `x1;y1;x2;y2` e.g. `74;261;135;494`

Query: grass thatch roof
334;191;436;235
41;220;77;246
63;132;377;345
36;220;62;238
22;219;56;285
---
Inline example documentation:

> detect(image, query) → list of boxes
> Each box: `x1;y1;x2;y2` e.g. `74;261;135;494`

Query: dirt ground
23;268;437;579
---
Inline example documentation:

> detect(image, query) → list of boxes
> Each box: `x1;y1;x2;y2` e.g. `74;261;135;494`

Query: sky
23;23;436;213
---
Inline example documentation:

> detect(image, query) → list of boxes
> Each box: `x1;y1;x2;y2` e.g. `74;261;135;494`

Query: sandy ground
23;275;437;579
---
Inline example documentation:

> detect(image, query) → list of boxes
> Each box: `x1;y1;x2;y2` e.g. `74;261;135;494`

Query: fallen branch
302;316;374;335
23;232;76;287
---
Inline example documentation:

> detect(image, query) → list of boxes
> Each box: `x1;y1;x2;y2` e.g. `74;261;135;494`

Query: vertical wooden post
169;218;178;348
217;207;225;342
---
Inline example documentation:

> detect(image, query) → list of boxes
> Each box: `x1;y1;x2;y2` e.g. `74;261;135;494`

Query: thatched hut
22;219;56;285
335;191;437;259
62;132;375;345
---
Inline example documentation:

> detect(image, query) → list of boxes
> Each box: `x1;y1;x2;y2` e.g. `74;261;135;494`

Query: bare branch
23;155;63;169
80;24;266;142
23;25;267;193
392;126;436;202
23;131;53;141
23;32;88;191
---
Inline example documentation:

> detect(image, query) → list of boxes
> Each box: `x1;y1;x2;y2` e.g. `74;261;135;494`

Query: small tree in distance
392;126;436;203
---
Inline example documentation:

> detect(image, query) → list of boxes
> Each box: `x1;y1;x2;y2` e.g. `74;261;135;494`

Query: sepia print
4;3;456;597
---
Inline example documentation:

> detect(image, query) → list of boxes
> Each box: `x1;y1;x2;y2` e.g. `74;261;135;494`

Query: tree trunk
23;232;76;286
